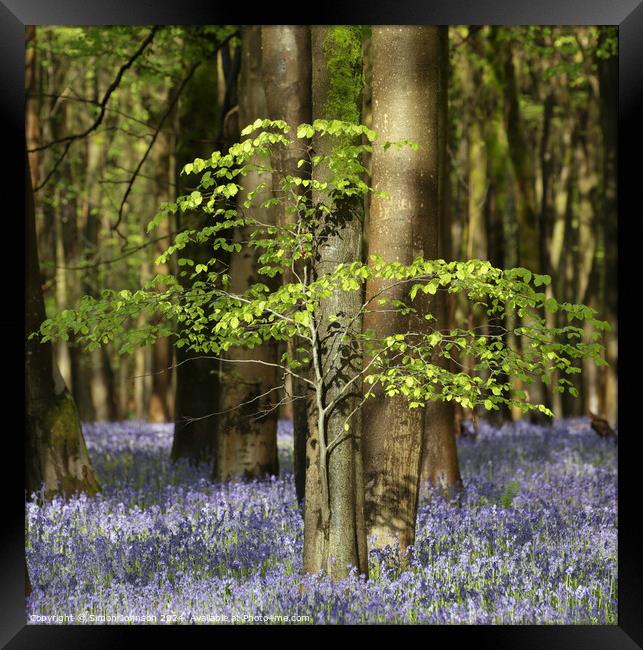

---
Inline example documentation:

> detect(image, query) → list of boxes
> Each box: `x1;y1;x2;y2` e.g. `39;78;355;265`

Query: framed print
4;1;641;647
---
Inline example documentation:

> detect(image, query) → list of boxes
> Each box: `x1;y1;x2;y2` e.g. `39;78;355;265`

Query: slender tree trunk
597;28;618;426
26;151;100;498
491;29;539;274
261;25;312;504
490;28;539;419
80;94;119;421
422;28;463;494
148;88;176;423
484;115;513;423
575;104;599;416
535;93;556;418
303;26;368;579
171;54;224;464
214;26;280;481
558;126;583;417
51;100;95;421
462;35;488;261
26;26;40;191
84;198;118;421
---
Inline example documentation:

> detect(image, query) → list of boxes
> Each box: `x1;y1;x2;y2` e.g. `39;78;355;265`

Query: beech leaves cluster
39;119;609;418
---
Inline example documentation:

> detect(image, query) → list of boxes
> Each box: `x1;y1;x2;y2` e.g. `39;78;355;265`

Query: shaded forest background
26;25;618;430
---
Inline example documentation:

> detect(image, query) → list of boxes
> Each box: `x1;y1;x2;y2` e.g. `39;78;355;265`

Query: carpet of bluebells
26;418;617;624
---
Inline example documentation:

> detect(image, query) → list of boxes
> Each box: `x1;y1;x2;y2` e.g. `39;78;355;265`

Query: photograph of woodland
25;25;618;625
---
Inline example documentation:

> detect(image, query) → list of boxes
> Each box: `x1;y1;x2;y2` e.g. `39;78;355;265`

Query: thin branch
217;289;312;342
31;27;160;154
180;384;287;423
452;25;484;50
54;234;173;270
33;27;160;192
31;93;153;128
112;60;202;241
326;391;373;458
34;140;74;192
323;338;396;416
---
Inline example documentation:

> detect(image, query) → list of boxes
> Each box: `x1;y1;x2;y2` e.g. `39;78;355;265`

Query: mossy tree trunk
303;26;368;579
214;27;280;481
26;151;100;499
261;25;312;504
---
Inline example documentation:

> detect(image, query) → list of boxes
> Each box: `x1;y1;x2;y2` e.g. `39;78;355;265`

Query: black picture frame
4;1;641;646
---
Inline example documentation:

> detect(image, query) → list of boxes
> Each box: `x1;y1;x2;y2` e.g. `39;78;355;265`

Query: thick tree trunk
26;151;100;498
261;25;312;504
364;27;457;553
303;26;368;579
214;27;280;481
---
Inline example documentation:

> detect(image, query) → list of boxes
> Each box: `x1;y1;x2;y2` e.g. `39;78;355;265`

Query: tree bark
26;150;100;498
303;26;368;579
214;26;280;481
261;25;312;505
364;27;458;553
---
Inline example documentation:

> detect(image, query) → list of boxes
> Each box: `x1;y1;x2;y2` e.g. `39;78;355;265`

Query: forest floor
26;418;617;624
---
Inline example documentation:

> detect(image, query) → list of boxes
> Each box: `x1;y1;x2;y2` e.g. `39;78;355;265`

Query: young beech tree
38;119;609;578
305;25;368;578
